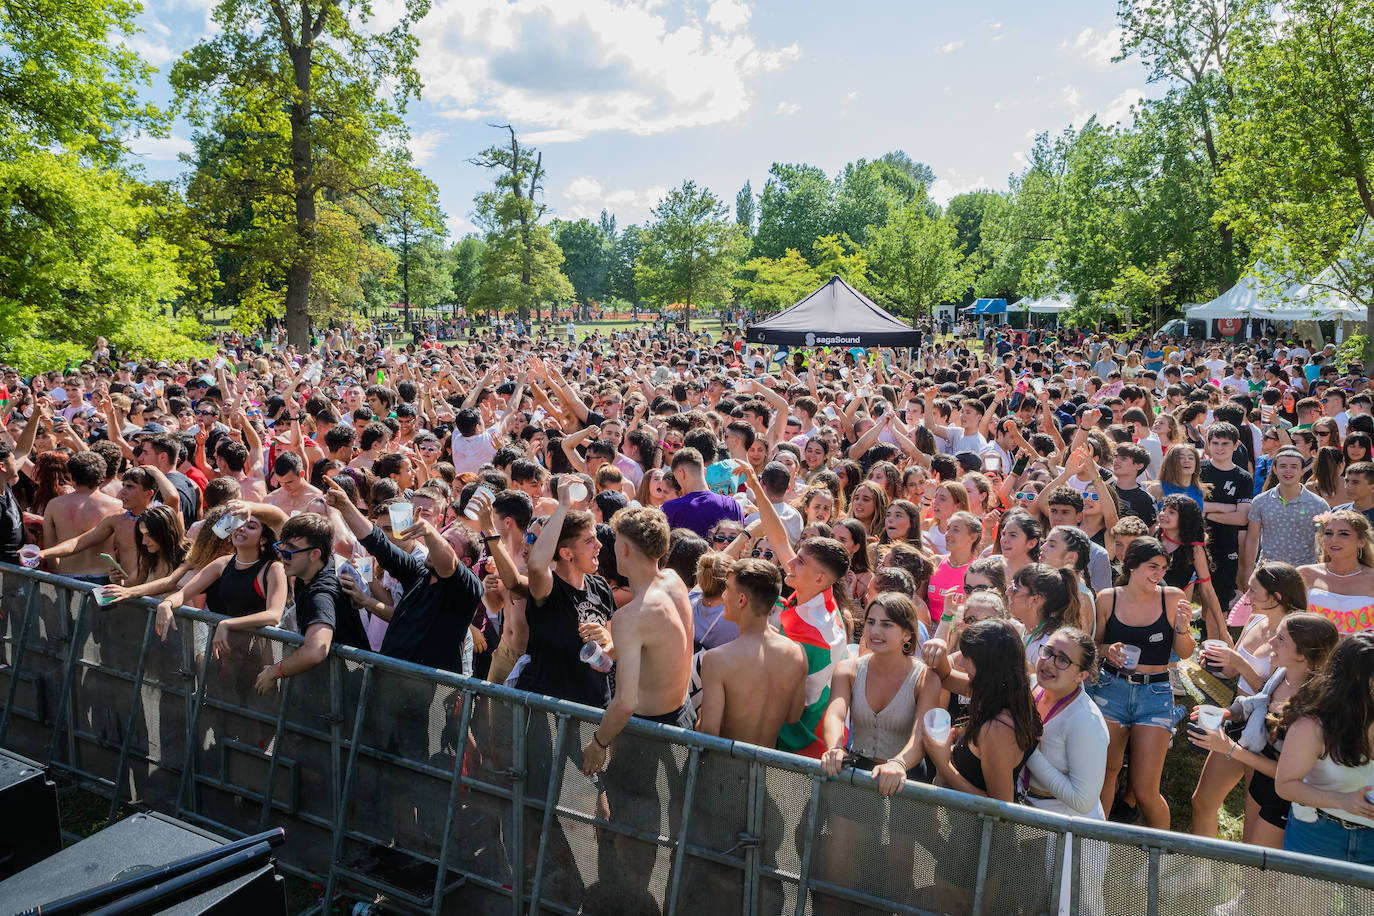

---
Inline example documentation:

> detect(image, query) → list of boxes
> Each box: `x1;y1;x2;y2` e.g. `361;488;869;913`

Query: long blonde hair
1319;509;1374;568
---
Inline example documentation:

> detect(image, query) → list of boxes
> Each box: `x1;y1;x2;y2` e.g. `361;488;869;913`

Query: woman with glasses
833;518;874;605
1025;627;1109;916
1298;508;1374;634
1092;537;1195;830
705;519;741;550
1312;417;1342;453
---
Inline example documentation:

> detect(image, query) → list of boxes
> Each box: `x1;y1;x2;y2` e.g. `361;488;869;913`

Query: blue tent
963;298;1008;315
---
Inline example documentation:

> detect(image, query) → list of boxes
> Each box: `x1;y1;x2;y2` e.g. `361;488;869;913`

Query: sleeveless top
1234;615;1274;694
207;555;271;618
1163;542;1201;590
1101;587;1174;667
1161;481;1205;511
951;727;1035;793
1307;587;1374;634
1304;747;1374;827
849;655;922;761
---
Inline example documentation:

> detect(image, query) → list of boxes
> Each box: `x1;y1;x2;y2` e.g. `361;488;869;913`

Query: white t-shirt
449;424;500;475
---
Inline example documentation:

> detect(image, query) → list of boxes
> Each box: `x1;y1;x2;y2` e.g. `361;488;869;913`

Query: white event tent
1007;296;1072;315
1185;265;1365;339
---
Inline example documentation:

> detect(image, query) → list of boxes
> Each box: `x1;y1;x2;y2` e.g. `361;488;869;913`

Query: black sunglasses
750;548;775;560
273;541;312;561
711;532;737;544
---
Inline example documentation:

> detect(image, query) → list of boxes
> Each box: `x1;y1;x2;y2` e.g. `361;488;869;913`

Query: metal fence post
526;713;569;914
1146;846;1162;916
743;758;764;916
174;624;218;817
969;814;996;916
106;604;158;823
43;589;92;768
0;581;39;745
1069;832;1081;915
664;745;701;916
792;773;823;916
430;689;474;916
258;673;295;831
322;663;374;913
510;703;528;916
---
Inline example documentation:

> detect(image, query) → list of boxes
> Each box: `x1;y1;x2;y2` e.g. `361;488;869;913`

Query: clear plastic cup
847;643;860;660
567;481;588;503
1118;645;1142;669
354;555;373;584
580;641;613;673
387;501;414;531
463;484;495;520
19;545;40;568
1201;639;1228;673
1196;704;1225;732
924;708;952;744
212;511;247;539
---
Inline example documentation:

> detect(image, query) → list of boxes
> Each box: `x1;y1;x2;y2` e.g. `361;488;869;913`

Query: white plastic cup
464;484;496;520
567;481;588;503
1201;639;1228;673
580;641;613;673
19;545;40;568
354;555;373;584
1196;704;1225;732
847;643;860;660
1118;645;1142;670
924;708;952;744
387;501;414;531
212;511;246;539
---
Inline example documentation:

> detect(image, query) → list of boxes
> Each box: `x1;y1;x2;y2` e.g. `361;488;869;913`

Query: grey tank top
850;655;923;761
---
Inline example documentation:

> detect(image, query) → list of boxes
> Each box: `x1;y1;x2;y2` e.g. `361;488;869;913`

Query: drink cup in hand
1196;705;1225;732
580;641;612;673
567;481;588;503
924;708;951;744
19;545;40;568
212;511;247;539
1118;644;1142;670
1201;639;1228;674
354;555;373;584
387;501;414;531
464;484;495;520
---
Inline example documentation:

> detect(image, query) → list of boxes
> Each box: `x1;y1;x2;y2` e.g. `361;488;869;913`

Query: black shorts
1248;746;1288;829
637;703;693;730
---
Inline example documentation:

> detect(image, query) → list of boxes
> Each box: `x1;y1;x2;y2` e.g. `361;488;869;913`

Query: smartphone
99;553;129;579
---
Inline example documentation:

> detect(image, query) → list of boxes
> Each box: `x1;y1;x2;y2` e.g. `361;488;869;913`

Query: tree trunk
285;44;315;349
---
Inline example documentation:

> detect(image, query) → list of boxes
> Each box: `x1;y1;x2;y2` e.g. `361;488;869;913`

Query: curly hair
1156;493;1214;574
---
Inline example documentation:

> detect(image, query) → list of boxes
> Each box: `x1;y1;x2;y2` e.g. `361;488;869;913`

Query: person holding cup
1091;537;1195;830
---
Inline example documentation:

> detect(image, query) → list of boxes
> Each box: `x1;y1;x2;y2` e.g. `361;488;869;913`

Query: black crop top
1101;586;1175;667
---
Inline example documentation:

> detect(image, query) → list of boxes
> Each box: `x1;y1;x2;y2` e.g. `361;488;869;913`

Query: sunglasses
196;410;215;417
750;548;775;560
711;532;737;544
272;542;312;561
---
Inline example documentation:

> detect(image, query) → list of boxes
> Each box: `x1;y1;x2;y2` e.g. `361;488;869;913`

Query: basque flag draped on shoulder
777;587;847;758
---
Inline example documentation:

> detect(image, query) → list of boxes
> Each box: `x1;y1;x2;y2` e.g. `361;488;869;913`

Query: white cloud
775;100;800;116
125;33;175;67
126;134;194;161
1058;26;1122;69
1061;84;1080;111
416;0;801;138
1098;88;1144;125
446;214;481;239
989;21;1002;30
408;129;446;165
930;167;990;205
559;175;669;223
935;40;964;53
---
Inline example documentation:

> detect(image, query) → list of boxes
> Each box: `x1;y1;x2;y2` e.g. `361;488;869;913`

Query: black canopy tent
745;275;922;348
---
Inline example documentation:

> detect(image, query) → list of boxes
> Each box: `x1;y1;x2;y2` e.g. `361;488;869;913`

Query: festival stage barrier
4;563;1374;916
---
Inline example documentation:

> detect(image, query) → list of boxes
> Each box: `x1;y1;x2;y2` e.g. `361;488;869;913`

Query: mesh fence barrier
5;564;1374;916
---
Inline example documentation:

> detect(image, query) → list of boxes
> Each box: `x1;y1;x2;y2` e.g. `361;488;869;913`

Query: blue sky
125;0;1157;241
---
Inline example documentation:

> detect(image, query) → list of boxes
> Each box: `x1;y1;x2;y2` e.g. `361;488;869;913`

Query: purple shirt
662;490;744;538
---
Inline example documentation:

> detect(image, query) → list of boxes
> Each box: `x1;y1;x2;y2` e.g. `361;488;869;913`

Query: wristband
277;662;284;680
940;612;956;622
1225;742;1237;760
593;731;610;750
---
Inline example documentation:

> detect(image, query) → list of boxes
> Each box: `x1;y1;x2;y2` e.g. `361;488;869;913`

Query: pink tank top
927;560;969;626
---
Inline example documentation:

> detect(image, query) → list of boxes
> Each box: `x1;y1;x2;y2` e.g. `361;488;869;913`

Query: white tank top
1306;748;1374;827
850;655;922;761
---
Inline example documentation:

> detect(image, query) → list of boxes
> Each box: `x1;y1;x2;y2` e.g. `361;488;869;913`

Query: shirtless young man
696;558;807;747
41;451;123;581
40;467;159;583
263;452;322;515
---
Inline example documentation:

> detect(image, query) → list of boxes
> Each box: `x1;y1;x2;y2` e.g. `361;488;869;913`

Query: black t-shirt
1199;462;1253;556
516;571;614;709
294;564;370;651
361;525;484;674
1113;482;1157;528
166;471;201;532
0;482;23;565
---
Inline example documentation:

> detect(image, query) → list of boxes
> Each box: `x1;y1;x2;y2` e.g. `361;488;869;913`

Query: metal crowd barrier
4;563;1374;916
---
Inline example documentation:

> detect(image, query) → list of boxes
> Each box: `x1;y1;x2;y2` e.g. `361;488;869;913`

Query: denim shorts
1088;668;1175;730
1284;810;1374;866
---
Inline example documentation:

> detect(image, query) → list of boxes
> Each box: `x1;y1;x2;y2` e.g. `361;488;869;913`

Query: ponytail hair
695;551;733;600
1014;562;1086;634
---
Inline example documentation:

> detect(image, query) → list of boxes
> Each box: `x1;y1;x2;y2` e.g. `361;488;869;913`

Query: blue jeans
1087;669;1175;730
1284;811;1374;865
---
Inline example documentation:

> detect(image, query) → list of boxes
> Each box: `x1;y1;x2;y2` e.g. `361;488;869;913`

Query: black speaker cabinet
0;749;60;878
0;811;286;915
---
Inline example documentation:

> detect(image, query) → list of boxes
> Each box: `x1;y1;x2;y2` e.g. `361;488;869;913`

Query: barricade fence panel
5;564;1374;916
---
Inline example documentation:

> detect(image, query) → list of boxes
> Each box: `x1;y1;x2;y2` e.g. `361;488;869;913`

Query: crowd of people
3;321;1374;912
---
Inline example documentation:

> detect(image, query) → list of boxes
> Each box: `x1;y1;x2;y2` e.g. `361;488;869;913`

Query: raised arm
526;479;576;603
741;463;798;564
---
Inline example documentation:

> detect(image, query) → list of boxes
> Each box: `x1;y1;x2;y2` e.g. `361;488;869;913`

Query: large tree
552;218;612;304
376;150;447;321
608;224;643;304
733;249;820;312
447;235;486;310
864;205;975;325
636;181;745;326
1216;0;1374;359
752;163;834;260
172;0;427;346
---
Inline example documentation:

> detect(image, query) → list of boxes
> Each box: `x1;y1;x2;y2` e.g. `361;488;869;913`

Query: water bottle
352;903;379;916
